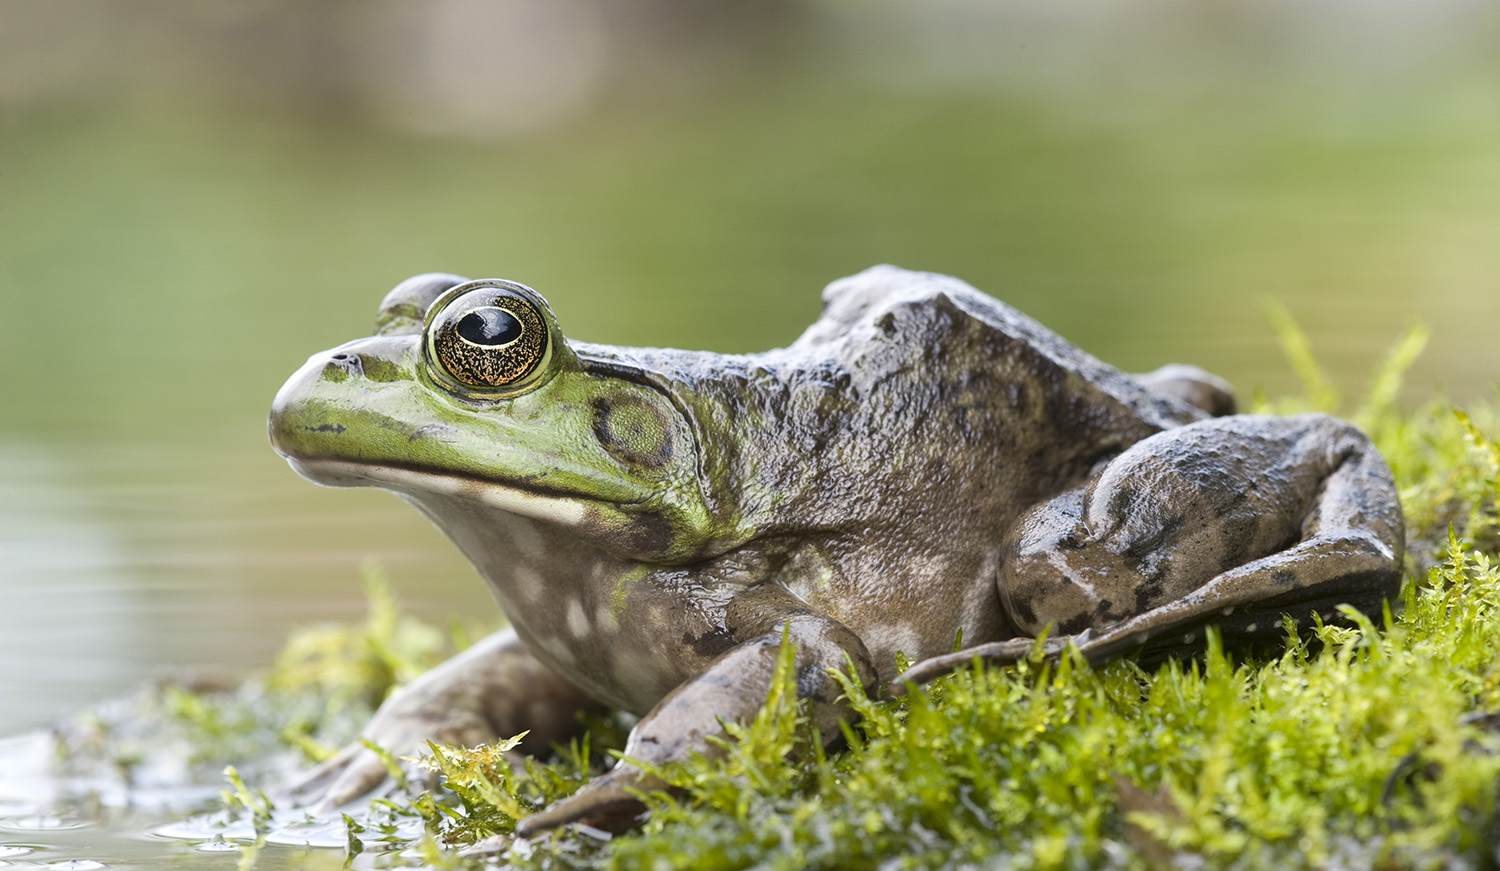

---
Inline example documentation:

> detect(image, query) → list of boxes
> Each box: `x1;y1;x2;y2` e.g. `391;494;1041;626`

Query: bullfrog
268;265;1403;834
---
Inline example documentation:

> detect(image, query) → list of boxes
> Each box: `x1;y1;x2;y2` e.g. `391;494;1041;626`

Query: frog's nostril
326;352;365;378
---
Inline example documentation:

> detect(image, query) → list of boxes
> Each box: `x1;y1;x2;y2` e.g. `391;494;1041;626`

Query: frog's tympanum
269;266;1403;834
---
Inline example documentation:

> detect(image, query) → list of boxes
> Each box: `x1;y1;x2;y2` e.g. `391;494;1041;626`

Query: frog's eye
426;285;550;392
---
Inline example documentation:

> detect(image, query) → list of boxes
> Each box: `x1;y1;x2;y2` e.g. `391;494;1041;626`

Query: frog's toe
457;834;514;858
282;744;399;814
283;746;353;800
516;766;659;837
1134;363;1236;416
891;636;1071;694
285;744;372;803
320;752;400;811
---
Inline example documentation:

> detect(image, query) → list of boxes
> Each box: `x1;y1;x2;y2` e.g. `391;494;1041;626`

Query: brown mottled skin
269;266;1403;835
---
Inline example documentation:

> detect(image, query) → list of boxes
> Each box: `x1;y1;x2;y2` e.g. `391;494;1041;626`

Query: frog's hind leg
896;413;1403;689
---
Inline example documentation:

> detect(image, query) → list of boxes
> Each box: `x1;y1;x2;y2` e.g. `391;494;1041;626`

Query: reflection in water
0;711;355;870
0;443;145;736
0;435;496;739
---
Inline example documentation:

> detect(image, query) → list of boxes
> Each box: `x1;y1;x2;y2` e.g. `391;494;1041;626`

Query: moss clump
599;546;1500;871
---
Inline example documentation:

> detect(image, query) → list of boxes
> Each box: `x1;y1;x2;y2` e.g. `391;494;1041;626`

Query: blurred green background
2;0;1499;738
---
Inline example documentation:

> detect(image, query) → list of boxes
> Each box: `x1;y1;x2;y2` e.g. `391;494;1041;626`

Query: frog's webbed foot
283;629;598;813
913;415;1403;690
285;695;496;812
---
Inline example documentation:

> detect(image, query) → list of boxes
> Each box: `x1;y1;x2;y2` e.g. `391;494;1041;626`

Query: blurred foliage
5;15;1500;443
266;561;449;712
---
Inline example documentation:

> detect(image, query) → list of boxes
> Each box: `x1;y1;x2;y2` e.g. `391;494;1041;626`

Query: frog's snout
268;350;331;462
268;339;399;464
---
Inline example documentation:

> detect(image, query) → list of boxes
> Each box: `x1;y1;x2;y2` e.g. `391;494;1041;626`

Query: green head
269;275;729;564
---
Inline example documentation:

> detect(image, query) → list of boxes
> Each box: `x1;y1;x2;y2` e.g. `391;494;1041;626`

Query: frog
268;265;1403;835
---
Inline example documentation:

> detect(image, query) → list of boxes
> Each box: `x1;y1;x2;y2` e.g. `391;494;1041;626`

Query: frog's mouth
279;454;643;529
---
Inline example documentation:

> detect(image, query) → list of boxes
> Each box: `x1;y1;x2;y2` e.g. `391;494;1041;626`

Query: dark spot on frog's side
1132;579;1167;614
302;423;347;434
1055;613;1094;635
682;625;736;658
1058;531;1087;550
626;512;676;555
1005;593;1039;630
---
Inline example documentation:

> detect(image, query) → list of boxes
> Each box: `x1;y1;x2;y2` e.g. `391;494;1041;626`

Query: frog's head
269;275;729;564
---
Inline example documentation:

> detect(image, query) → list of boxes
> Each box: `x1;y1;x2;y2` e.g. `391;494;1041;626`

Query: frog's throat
283;456;594;527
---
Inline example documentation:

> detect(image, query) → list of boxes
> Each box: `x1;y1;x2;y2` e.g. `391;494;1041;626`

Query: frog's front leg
288;628;602;809
900;413;1403;686
517;591;876;836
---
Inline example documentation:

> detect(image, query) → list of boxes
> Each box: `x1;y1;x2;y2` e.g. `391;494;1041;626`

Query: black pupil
456;308;522;346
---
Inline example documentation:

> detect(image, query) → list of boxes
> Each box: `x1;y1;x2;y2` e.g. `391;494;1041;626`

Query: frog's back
785;266;1203;458
792;265;1198;429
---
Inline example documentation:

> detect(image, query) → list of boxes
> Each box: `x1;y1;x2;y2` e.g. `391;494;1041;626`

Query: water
3;3;1500;866
0;437;492;737
0;735;344;870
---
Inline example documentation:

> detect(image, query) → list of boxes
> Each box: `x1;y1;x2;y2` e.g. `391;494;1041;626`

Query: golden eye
427;286;549;391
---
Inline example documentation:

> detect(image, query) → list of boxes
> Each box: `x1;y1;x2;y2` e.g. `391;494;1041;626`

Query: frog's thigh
999;414;1403;656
